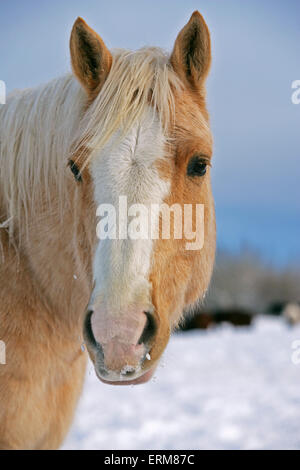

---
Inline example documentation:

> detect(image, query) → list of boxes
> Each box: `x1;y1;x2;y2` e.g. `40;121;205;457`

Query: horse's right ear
70;18;112;98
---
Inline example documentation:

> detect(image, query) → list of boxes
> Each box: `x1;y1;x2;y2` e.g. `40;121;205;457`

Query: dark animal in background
180;308;254;331
266;301;289;316
266;301;300;326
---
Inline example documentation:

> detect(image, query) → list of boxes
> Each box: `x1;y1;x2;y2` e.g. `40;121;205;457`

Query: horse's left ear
70;17;112;97
170;11;211;92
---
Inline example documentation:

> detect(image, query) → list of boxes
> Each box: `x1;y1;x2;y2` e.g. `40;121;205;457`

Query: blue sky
0;0;299;266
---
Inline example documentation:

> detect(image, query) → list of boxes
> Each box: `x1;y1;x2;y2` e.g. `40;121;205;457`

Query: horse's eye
187;156;208;177
69;160;82;182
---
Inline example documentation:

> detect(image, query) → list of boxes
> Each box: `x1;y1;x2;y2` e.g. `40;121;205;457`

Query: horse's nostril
84;310;97;348
121;368;136;378
138;311;157;345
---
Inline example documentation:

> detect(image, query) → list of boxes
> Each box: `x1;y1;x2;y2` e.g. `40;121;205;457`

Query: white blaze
90;107;170;315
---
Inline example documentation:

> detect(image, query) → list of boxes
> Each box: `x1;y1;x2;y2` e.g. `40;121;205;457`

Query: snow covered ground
62;317;300;450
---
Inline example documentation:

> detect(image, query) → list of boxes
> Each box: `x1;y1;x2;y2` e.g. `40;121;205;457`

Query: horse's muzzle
83;309;156;385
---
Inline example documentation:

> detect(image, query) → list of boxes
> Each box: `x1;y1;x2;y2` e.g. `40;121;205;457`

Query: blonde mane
0;47;181;239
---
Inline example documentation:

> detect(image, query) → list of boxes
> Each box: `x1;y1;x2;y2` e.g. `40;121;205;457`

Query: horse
0;11;216;449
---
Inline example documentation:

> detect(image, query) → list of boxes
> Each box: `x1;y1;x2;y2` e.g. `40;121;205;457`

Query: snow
62;317;300;450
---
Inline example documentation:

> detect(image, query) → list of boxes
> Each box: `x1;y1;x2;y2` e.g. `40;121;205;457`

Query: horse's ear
70;18;112;97
170;11;211;92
